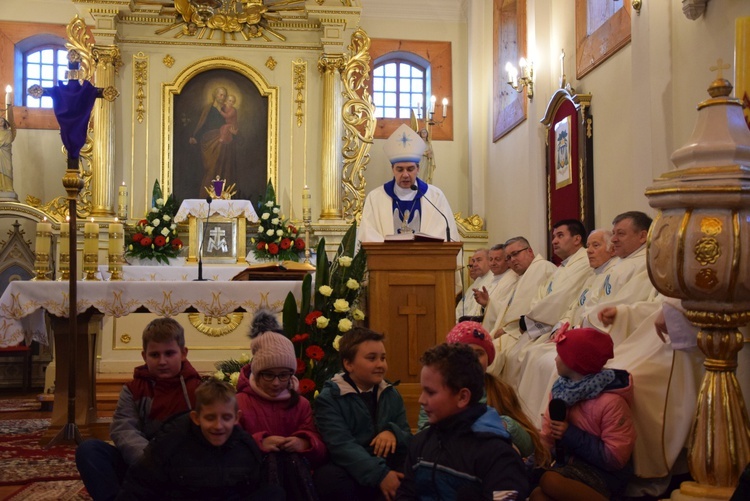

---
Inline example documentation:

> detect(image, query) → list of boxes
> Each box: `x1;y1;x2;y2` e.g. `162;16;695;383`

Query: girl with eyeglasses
236;310;327;500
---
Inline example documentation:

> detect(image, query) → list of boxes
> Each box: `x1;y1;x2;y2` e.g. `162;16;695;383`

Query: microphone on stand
195;196;213;282
549;398;567;465
411;183;452;242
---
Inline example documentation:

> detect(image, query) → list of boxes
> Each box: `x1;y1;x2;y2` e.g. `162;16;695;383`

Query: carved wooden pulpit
362;242;462;427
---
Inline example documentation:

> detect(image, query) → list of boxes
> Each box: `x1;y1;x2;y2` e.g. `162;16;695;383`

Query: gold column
89;45;120;217
318;54;346;220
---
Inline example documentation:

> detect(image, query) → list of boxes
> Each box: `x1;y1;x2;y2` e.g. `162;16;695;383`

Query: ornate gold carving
293;60;306;127
700;216;722;236
454;213;484;232
694;236;721;266
163;54;175;68
120;333;131;344
318;54;346;75
684;310;750;328
134;53;148;124
586;117;592;138
188;312;244;337
265;56;277;70
92;46;123;76
695;268;719;290
340;29;375;223
65;17;94;82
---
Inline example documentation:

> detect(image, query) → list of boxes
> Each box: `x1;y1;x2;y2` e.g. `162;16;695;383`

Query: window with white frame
24;46;68;108
372;52;430;120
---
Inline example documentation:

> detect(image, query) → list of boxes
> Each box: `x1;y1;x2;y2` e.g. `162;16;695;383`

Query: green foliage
124;179;183;264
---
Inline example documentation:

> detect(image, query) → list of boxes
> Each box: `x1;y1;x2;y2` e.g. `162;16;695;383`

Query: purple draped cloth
47;80;99;159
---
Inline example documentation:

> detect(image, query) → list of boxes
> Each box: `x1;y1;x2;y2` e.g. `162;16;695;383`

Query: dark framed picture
541;89;594;263
163;59;278;206
493;0;527;141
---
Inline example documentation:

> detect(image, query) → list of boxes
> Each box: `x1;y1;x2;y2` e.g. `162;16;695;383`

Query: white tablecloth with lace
174;199;259;222
0;280;302;348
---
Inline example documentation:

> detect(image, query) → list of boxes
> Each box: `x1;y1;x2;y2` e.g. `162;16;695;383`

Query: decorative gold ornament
265;56;277;70
293;60;306;127
454;213;485;232
120;334;131;344
163;54;175;68
694;236;721;266
341;28;375;223
700;216;722;235
33;252;51;281
134;53;148;124
162;0;306;43
695;268;719;290
188;312;244;337
205;176;237;199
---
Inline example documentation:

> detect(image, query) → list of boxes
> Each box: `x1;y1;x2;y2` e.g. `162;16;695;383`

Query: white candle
442;98;449;118
302;185;311;211
84;218;99;261
108;218;124;255
117;182;128;219
430;95;436;113
60;217;70;256
35;218;52;256
4;85;11;107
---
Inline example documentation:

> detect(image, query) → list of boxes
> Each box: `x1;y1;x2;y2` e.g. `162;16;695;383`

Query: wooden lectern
362;242;462;428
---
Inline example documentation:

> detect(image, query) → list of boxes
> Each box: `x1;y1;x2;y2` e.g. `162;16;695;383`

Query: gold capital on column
90;45;121;217
317;54;347;220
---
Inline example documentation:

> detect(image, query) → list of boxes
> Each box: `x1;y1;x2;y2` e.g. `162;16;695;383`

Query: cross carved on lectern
398;294;427;376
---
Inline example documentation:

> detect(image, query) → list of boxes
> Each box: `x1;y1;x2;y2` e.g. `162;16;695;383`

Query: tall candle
108;218;124;255
84;218;99;260
302;185;311;211
430;95;436;113
442;98;449;118
35;218;52;256
59;217;70;255
117;182;128;219
4;85;11;107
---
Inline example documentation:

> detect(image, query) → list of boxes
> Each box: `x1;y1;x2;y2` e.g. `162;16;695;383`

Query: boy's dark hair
553;219;587;246
142;317;185;351
339;327;384;364
195;379;238;413
420;343;484;405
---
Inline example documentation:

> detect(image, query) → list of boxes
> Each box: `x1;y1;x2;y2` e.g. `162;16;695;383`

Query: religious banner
554;116;572;189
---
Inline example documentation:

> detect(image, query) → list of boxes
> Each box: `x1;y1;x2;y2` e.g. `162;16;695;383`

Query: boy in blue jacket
314;327;412;501
396;343;530;500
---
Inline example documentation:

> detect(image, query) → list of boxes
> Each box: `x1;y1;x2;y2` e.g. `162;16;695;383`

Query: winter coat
314;373;412;488
235;363;327;466
116;413;264;501
110;360;202;465
541;369;636;471
396;404;530;500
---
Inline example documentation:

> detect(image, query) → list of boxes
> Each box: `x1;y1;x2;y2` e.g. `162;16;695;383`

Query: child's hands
370;430;397;458
262;435;287;451
548;420;569;440
379;470;404;501
277;436;310;453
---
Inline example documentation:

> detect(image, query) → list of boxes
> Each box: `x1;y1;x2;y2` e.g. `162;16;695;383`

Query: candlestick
117;182;128;220
58;216;70;281
33;218;52;280
442;98;448;118
4;85;11;107
108;218;124;281
84;218;100;281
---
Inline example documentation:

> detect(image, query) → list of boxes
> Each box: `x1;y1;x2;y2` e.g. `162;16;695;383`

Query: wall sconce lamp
505;58;534;99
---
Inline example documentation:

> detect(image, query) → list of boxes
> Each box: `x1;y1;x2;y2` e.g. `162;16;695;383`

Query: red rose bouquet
125;180;182;264
252;181;305;261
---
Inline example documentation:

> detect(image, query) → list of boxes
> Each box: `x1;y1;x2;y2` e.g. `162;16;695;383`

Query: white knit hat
250;332;297;374
383;123;427;164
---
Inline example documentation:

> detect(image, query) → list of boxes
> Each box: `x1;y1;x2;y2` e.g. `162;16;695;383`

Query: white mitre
383;123;427;164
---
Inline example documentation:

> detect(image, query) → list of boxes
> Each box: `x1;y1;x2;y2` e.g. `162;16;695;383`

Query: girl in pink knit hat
235;310;327;500
532;327;636;501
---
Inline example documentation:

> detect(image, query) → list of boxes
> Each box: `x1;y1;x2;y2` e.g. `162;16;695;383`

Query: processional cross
28;50;117;446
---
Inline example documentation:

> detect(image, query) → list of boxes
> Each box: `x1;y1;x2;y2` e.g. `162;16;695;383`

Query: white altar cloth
0;280;302;348
98;264;247;282
175;199;259;222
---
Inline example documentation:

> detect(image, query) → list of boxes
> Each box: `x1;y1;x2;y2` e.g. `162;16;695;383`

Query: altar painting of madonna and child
172;69;268;204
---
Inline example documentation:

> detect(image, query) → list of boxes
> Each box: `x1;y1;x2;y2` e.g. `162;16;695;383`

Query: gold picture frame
575;0;632;78
162;57;278;204
493;0;527;141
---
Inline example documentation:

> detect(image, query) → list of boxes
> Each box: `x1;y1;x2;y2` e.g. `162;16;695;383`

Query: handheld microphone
549;398;567;465
411;183;451;242
195;196;213;282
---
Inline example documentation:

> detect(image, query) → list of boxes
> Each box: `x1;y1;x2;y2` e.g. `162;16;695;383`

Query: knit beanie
248;309;296;374
555;327;614;376
446;321;495;365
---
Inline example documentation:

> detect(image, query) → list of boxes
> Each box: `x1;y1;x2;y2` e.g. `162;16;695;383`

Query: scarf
551;369;616;407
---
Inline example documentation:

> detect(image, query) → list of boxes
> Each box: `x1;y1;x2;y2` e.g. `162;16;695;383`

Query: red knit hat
555;327;613;376
446;321;495;365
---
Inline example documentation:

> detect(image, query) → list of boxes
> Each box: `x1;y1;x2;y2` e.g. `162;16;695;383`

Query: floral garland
125;180;183;264
252;181;305;261
281;222;366;399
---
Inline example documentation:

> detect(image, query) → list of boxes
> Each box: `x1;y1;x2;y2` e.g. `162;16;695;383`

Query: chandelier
166;0;305;41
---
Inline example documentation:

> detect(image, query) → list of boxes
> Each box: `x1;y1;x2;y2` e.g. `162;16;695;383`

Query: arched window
23;46;68;108
372;52;430;120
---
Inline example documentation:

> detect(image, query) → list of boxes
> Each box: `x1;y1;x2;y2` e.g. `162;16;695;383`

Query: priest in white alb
476;244;519;331
357;123;459;243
